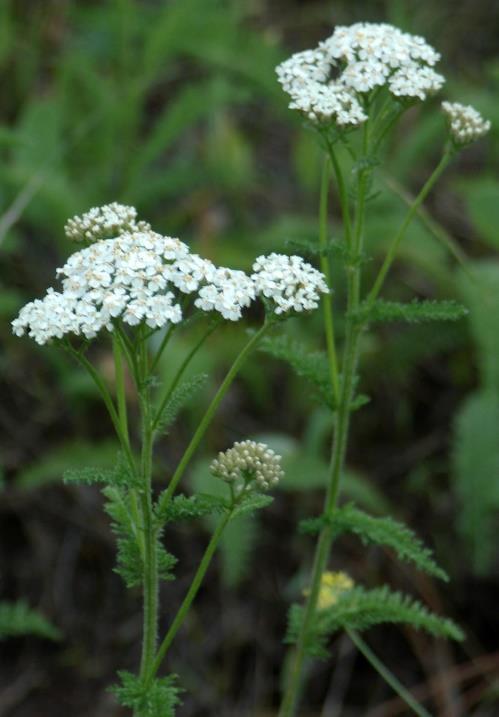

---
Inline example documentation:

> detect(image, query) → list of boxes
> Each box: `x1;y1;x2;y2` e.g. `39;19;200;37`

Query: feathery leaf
260;335;334;409
300;504;447;580
352;299;468;326
286;586;463;657
0;601;61;641
155;373;208;434
111;671;182;717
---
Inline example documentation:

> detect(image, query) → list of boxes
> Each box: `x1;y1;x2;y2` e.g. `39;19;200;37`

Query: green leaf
155;493;227;526
63;453;137;488
352;299;468;326
260;335;334;409
0;601;61;641
155;373;208;434
16;440;120;489
231;492;273;519
300;504;448;580
458;177;499;250
452;390;499;574
111;671;182;717
458;261;499;391
286;586;463;658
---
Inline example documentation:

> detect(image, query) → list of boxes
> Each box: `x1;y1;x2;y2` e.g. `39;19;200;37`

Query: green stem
146;510;231;682
325;138;353;247
152;319;221;433
347;629;432;717
113;335;129;443
138;338;159;679
279;124;370;717
67;345;136;472
150;322;176;373
156;322;270;514
368;150;453;303
318;157;340;406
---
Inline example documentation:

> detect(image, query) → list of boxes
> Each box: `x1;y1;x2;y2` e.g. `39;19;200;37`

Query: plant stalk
146;510;232;683
279;129;370;717
156;322;270;513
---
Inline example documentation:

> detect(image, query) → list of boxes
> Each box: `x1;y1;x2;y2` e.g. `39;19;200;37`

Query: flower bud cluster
276;22;444;125
210;440;284;491
64;203;146;243
13;206;328;345
304;571;354;610
252;253;329;315
441;101;491;145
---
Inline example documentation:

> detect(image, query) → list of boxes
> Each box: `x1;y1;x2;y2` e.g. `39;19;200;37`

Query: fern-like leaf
155;493;227;526
352;299;468;326
155;373;208;434
64;453;138;488
111;671;182;717
300;504;447;580
0;601;61;641
286;586;462;657
231;492;273;519
104;486;177;588
259;335;334;409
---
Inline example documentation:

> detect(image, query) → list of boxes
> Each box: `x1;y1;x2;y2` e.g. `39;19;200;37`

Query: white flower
251;253;329;315
64;202;146;243
13;208;266;344
276;22;445;126
210;440;284;491
441;101;491;145
194;267;256;321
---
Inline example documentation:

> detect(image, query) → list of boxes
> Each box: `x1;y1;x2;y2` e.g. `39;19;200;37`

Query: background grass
1;1;499;715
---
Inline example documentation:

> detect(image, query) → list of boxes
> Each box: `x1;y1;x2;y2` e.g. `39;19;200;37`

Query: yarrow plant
12;17;492;717
12;204;327;714
273;20;490;717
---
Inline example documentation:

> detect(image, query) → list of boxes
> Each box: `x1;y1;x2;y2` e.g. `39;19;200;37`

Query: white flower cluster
64;202;148;243
276;22;444;125
210;440;284;491
13;207;329;345
441;101;491;145
252;253;329;314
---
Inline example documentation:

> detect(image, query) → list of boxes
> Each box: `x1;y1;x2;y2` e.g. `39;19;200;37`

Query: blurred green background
1;1;499;715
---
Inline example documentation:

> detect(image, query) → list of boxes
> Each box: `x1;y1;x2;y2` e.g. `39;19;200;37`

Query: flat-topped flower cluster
12;205;329;345
276;22;445;125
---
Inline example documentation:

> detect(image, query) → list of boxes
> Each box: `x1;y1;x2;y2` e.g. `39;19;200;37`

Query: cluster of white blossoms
252;253;329;314
12;206;329;345
441;101;491;145
210;440;284;491
276;22;445;124
64;202;148;243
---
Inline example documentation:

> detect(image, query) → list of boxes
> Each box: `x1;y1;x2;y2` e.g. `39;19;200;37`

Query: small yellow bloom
304;571;354;610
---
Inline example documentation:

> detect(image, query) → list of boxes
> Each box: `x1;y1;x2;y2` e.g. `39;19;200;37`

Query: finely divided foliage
10;16;492;717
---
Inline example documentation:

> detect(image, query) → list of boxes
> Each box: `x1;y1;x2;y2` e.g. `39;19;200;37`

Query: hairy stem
319;157;340;406
368;150;453;303
138;339;159;680
279;126;370;717
152;319;221;433
146;510;232;683
156;322;270;514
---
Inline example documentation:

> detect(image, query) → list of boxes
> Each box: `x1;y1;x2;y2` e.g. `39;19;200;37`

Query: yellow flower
304;571;354;610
